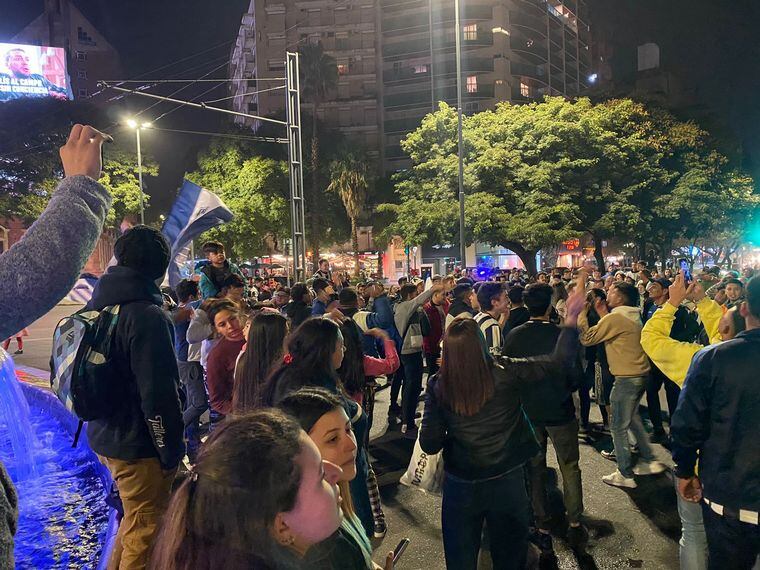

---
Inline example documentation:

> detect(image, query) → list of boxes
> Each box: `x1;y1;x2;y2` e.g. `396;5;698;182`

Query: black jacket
502;320;581;426
86;266;184;469
506;306;530;331
671;328;760;511
284;300;312;329
448;299;476;320
420;328;579;480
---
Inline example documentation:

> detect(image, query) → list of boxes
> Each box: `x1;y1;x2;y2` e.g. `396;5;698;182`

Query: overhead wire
201;85;285;104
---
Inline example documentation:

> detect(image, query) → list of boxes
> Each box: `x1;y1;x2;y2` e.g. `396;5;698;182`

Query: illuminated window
337;63;349;75
75;51;87;61
413;64;429;74
520;81;530;97
466;75;477;93
463;23;477;41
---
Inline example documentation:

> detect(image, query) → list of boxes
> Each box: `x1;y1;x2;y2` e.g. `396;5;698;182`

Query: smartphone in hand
679;259;692;284
393;538;410;565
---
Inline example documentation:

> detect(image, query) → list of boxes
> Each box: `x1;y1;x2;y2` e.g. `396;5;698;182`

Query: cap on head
114;225;170;280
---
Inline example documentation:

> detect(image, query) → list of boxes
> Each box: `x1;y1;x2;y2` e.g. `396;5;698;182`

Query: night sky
1;0;758;219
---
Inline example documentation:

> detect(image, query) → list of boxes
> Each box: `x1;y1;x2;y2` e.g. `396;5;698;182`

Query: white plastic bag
399;434;444;495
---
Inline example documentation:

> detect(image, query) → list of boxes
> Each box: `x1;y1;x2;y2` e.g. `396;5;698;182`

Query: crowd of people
0;125;758;570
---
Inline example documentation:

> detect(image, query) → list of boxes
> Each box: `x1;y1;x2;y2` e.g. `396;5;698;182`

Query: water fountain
0;348;114;568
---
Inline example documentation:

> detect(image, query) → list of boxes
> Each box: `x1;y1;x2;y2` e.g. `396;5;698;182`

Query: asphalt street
13;304;680;570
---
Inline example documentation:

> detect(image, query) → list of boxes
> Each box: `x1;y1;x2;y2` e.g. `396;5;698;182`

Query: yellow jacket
640;298;723;387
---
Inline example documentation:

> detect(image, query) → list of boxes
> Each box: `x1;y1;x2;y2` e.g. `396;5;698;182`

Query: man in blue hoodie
86;226;184;569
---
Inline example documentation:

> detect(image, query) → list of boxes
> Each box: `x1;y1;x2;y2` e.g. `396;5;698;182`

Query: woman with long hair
149;409;344;569
279;388;393;570
262;318;374;537
205;299;246;419
233;312;289;413
420;285;584;570
552;281;569;323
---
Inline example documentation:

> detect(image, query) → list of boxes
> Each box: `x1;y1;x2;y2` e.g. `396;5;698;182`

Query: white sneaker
602;469;637;489
633;460;667;476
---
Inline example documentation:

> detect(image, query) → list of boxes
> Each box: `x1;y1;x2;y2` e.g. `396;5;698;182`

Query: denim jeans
610;375;654;477
702;503;760;570
177;360;208;455
528;420;584;529
400;352;424;429
442;467;530;570
674;475;707;570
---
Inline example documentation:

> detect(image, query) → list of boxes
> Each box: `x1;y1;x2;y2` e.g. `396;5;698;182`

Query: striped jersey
474;312;503;357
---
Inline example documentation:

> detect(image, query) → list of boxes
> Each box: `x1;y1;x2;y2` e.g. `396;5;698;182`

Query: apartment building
230;0;592;171
382;0;593;171
230;0;382;156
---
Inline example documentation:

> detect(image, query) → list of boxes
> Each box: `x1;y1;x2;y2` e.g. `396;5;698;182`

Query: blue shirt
312;299;327;316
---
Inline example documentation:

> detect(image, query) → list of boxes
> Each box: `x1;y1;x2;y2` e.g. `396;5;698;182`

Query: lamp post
454;0;466;271
126;119;152;225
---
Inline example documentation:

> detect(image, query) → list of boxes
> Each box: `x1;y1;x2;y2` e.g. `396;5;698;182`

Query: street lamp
125;119;152;225
454;0;466;270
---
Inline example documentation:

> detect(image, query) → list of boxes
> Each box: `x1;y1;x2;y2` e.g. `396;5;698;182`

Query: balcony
433;5;494;24
509;10;547;36
510;61;548;83
510;34;548;64
383;12;428;33
383;83;495;109
384;116;427;133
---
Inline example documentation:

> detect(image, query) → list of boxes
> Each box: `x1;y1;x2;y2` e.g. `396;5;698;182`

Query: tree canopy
185;139;290;259
380;97;759;271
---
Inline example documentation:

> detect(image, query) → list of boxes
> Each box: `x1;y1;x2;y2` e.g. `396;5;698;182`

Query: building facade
12;0;122;100
230;0;382;156
381;0;592;171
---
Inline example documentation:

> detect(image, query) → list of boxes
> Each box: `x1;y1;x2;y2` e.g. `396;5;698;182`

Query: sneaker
600;449;616;461
528;529;554;553
373;520;387;539
13;350;22;355
602;469;637;489
632;460;667;476
400;424;418;440
566;524;589;549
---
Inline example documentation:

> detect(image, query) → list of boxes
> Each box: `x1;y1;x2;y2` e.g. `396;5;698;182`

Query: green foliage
185;140;290;259
381;97;759;268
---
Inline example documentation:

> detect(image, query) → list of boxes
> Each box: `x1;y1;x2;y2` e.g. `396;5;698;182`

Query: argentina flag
161;180;233;287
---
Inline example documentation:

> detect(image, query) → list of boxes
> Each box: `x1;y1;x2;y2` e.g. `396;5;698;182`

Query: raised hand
59;124;112;180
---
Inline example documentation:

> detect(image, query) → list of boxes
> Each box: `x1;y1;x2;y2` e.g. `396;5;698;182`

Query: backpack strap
72;420;84;448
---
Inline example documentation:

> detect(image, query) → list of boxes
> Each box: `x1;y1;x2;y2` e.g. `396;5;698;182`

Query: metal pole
136;128;145;225
429;0;435;111
454;0;466;270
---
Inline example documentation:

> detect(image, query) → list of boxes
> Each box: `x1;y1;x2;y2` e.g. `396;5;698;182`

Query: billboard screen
0;42;72;102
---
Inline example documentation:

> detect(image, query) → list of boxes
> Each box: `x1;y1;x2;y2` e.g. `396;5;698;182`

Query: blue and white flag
66;274;98;304
161;180;233;287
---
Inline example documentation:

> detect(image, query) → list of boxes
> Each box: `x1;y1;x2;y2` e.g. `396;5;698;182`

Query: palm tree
299;42;337;272
328;153;370;278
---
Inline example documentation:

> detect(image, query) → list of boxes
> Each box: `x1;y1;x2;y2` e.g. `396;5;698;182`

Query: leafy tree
185;140;290;259
299;42;338;271
381;97;756;273
327;151;371;277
